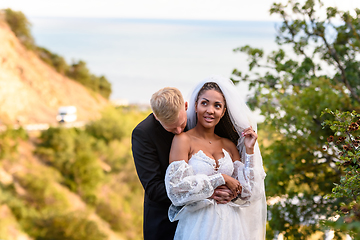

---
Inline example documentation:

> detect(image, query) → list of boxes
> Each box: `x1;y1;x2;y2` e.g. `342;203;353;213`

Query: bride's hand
242;126;257;154
210;185;233;204
221;174;242;197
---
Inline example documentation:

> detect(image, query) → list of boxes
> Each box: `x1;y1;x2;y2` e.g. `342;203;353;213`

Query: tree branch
320;35;360;103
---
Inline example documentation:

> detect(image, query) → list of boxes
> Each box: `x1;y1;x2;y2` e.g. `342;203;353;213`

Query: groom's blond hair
150;87;184;124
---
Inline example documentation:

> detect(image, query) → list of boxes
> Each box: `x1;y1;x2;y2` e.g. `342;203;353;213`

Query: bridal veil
186;75;267;239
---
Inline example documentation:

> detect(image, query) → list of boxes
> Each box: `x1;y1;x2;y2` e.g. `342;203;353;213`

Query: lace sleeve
232;153;263;206
165;160;225;206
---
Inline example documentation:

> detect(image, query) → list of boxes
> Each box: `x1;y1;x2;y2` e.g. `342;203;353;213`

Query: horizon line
26;15;281;23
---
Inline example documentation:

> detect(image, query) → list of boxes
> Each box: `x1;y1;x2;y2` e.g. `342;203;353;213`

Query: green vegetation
232;0;360;238
30;211;108;240
1;8;112;99
66;60;112;99
85;106;126;143
36;46;68;74
3;8;34;49
0;127;28;159
0;107;150;240
322;110;360;239
233;0;360;239
36;127;105;203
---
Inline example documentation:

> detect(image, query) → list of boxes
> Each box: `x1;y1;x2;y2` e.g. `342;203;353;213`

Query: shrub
36;47;68;74
99;139;128;172
72;150;104;203
35;127;77;175
66;60;112;99
0;184;38;223
36;127;104;202
3;8;35;49
0;127;28;160
15;173;69;212
95;190;140;239
85;107;126;143
96;200;124;231
322;109;360;238
31;211;107;240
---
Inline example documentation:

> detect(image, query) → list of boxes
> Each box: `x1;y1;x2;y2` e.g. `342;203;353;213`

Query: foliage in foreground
322;110;360;239
231;0;360;238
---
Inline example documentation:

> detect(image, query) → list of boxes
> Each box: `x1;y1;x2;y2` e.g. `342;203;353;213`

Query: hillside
0;105;148;240
0;12;149;240
0;19;109;125
0;139;127;240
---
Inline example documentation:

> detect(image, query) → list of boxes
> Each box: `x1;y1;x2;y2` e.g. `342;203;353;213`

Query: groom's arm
211;185;234;204
132;126;171;204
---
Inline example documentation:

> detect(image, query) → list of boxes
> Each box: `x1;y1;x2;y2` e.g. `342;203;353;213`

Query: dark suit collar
151;113;174;140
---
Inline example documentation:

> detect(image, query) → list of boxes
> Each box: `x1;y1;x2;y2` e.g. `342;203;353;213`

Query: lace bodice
189;149;234;176
165;148;257;208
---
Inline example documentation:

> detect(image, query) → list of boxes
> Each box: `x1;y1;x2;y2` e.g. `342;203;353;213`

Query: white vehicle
56;106;77;123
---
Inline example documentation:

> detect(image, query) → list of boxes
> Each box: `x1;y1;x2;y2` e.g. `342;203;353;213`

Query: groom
132;87;234;240
132;87;187;240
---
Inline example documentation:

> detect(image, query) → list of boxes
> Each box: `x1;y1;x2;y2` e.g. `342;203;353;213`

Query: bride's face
195;89;226;128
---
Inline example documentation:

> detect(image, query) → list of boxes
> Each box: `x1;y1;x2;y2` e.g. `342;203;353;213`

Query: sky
0;0;359;21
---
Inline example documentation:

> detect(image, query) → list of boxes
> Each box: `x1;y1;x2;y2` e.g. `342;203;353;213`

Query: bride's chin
200;121;217;128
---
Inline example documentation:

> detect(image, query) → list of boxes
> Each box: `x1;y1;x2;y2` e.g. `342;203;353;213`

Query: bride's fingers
236;185;242;194
233;182;241;195
242;127;257;139
231;188;238;196
247;127;256;136
242;127;253;134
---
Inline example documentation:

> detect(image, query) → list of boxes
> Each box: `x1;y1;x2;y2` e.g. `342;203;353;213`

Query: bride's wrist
221;174;228;182
245;147;254;154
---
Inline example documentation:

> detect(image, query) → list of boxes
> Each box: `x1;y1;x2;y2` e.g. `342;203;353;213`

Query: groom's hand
210;185;233;204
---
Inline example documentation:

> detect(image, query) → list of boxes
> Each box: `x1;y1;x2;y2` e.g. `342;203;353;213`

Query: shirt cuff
209;173;225;188
245;153;254;168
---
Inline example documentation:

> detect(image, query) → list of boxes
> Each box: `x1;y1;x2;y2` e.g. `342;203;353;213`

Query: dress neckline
192;149;228;162
191;149;231;171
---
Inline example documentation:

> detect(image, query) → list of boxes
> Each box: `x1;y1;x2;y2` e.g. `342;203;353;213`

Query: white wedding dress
166;76;267;240
165;149;254;240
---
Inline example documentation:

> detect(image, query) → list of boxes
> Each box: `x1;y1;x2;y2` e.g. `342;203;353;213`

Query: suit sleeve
132;125;171;204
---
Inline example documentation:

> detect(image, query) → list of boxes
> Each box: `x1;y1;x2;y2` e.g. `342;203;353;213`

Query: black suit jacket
131;113;178;240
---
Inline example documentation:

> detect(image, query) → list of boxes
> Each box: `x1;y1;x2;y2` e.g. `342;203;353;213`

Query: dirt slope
0;20;109;125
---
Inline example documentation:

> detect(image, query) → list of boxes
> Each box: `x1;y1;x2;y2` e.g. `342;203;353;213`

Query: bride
165;76;266;240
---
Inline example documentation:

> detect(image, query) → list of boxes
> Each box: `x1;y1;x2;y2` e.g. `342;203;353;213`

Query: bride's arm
225;137;257;204
169;133;191;163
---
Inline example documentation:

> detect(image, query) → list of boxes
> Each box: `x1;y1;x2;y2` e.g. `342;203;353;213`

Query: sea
29;17;279;105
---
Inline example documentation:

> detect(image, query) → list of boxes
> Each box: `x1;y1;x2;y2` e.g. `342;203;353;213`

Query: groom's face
160;103;188;135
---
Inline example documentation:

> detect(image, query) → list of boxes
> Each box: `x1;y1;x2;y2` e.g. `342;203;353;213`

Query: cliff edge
0;19;109;125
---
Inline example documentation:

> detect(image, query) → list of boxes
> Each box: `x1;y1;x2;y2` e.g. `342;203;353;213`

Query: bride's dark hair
196;82;239;146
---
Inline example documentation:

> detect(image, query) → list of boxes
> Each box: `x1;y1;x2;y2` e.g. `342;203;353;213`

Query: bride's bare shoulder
170;132;192;163
173;131;191;142
171;132;192;152
173;128;197;141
